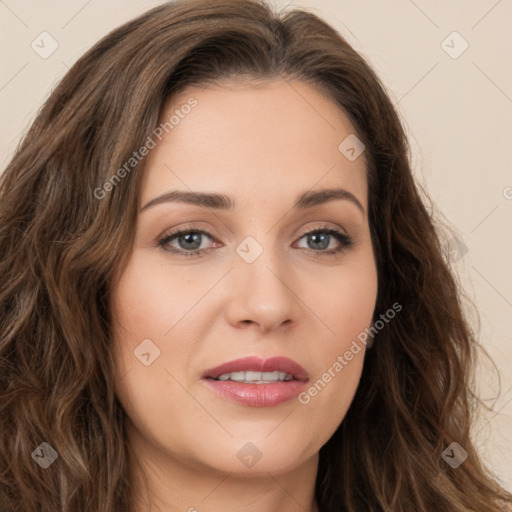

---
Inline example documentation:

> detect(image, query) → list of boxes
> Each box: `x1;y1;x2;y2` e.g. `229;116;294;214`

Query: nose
223;243;302;334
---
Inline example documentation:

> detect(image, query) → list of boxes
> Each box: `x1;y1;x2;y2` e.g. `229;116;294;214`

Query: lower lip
202;378;308;407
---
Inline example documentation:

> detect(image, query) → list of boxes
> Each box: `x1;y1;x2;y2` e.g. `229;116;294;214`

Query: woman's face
110;78;378;477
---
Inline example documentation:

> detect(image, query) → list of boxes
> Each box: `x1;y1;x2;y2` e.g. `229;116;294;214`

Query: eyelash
157;224;353;258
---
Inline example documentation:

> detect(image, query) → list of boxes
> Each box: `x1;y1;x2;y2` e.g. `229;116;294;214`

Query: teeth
215;371;294;383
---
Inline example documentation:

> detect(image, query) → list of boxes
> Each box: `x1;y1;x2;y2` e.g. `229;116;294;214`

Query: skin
110;77;378;512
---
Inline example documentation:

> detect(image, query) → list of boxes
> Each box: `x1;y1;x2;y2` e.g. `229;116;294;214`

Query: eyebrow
140;187;365;215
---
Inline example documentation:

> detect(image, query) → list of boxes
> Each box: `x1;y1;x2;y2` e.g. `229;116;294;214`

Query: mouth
202;355;309;382
201;356;309;407
212;370;296;384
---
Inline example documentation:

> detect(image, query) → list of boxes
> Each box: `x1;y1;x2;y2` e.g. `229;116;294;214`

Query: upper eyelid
160;224;348;241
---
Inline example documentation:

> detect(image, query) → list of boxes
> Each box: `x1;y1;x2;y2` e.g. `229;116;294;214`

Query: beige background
1;0;511;492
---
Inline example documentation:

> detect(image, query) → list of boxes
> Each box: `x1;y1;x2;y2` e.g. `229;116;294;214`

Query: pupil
179;233;201;250
309;233;329;250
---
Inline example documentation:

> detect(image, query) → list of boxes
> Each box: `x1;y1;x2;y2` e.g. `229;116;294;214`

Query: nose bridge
225;231;300;331
237;232;291;292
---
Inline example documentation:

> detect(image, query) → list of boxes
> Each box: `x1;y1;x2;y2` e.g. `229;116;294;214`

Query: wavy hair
1;0;510;510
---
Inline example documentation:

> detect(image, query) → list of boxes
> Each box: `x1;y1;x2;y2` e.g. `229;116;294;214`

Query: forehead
140;78;368;212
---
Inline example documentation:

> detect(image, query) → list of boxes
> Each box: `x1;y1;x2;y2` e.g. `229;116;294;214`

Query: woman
0;0;510;511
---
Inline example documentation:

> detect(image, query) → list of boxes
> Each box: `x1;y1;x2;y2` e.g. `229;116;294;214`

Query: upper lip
202;356;309;382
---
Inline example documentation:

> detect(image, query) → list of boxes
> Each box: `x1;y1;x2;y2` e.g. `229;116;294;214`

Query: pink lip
201;356;310;407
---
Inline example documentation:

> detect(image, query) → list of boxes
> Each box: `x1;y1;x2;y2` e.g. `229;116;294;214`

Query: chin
187;431;318;476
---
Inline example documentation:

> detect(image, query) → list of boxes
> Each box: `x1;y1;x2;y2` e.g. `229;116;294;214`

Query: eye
158;227;218;257
294;225;353;256
157;224;353;257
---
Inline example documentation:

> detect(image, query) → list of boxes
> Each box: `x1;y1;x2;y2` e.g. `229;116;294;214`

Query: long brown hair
1;1;510;510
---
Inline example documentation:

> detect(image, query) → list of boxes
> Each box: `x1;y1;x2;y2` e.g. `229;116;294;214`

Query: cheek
109;258;172;395
109;253;213;400
110;255;196;340
309;253;378;349
296;255;377;423
109;262;190;443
